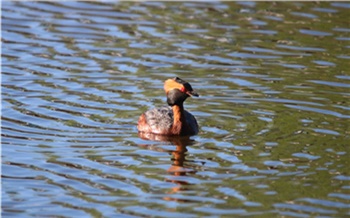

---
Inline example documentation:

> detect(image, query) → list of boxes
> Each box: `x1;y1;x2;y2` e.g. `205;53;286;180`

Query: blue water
2;1;350;217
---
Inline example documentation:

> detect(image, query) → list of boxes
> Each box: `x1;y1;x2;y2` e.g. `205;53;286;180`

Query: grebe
137;77;199;136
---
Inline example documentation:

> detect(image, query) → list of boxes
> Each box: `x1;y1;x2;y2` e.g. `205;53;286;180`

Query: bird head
164;77;199;106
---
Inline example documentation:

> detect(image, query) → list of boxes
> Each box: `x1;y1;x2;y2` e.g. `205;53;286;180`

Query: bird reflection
138;132;197;197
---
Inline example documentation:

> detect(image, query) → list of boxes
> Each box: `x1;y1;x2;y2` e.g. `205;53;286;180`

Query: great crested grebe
137;77;199;136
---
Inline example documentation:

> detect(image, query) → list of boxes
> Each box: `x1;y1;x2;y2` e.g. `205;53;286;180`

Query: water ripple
2;1;349;217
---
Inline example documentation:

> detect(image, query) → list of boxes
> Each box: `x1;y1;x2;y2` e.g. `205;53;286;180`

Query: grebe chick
137;77;199;136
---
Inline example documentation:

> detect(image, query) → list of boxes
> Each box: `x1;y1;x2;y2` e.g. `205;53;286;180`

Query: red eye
180;86;186;93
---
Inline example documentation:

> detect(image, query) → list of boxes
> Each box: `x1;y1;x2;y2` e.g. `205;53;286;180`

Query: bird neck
171;104;186;135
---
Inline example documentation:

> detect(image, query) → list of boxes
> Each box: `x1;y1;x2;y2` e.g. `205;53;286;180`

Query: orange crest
164;79;185;94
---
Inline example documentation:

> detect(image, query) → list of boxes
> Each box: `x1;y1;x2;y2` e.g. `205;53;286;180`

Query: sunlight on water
2;1;350;217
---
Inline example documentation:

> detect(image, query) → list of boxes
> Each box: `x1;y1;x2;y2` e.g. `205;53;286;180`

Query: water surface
2;1;350;217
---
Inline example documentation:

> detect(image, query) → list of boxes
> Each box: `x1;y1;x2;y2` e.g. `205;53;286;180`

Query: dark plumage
137;77;199;136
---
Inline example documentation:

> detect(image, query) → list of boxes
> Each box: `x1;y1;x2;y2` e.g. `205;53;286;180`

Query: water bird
137;77;199;136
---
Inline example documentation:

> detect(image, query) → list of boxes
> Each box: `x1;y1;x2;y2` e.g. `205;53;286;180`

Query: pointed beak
186;90;199;97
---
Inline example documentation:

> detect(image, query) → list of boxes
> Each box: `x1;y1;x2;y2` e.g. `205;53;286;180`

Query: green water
2;1;349;217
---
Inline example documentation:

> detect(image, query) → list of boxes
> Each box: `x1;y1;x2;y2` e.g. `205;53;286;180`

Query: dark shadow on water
138;132;198;198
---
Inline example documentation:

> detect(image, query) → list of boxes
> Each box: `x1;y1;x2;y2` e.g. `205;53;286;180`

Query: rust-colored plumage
137;77;199;136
